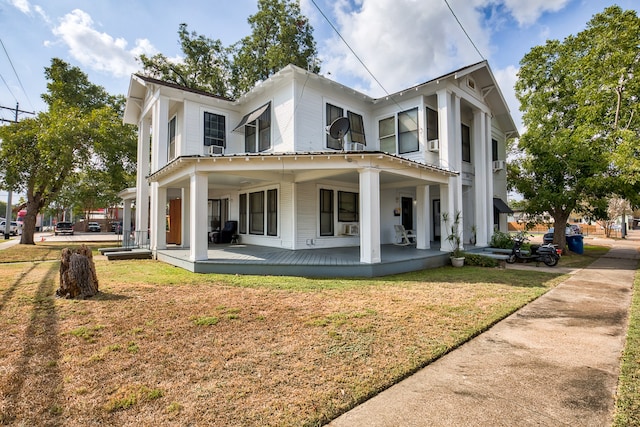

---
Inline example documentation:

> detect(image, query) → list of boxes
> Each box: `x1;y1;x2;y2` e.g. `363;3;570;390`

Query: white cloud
33;5;50;23
51;9;157;78
320;0;492;97
493;64;523;132
502;0;572;27
9;0;30;13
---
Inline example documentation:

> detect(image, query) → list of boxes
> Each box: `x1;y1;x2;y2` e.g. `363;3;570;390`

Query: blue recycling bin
566;234;584;254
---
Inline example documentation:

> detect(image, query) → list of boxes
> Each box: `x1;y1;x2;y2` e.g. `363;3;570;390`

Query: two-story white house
120;60;517;276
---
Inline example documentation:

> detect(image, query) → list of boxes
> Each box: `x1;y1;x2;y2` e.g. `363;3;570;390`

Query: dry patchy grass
0;254;572;426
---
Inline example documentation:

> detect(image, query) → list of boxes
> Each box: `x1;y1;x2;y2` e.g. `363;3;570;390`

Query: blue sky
0;0;638;132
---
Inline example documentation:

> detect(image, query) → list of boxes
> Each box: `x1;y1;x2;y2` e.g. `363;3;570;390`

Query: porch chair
213;221;238;244
394;224;416;246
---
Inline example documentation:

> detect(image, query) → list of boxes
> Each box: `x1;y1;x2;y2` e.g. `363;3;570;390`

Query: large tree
230;0;319;97
138;0;319;98
0;59;137;244
509;6;640;249
138;23;231;97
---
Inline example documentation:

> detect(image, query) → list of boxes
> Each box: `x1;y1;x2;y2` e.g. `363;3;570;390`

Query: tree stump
57;244;99;299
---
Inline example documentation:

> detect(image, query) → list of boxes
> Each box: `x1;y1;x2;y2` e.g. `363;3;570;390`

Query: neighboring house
121;60;517;274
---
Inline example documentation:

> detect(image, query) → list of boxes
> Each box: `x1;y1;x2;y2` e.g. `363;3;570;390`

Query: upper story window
347;111;366;146
233;102;271;153
378;107;420;155
461;123;471;162
204;112;225;148
245;113;271;153
426;107;438;142
398;108;419;154
326;103;366;150
168;116;176;161
379;117;396;153
492;138;498;161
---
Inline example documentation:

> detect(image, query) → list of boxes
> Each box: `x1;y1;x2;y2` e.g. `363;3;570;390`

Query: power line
443;0;485;60
0;38;35;111
0;71;18;103
309;0;392;98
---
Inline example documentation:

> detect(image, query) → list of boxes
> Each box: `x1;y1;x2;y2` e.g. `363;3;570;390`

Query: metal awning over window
232;102;271;133
493;198;513;214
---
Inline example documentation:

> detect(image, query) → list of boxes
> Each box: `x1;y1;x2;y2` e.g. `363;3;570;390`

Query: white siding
294;85;324;152
272;85;295;152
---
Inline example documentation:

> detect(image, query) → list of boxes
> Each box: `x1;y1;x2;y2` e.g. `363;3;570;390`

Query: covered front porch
156;242;451;277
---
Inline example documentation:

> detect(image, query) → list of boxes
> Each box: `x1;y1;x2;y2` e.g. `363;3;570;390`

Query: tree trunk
552;211;571;254
20;195;43;245
57;245;99;299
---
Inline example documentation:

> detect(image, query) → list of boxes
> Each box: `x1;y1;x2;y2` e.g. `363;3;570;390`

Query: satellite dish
327;117;350;140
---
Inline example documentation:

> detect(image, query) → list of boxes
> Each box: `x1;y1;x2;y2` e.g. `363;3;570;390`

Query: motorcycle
506;233;561;267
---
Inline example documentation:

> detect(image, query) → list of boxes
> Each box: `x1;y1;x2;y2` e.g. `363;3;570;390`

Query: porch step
105;249;152;260
98;247;132;255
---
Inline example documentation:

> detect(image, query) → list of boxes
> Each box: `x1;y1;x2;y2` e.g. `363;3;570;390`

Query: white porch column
416;185;430;249
135;118;151;247
485;113;495;238
440;183;454;252
150;183;166;251
151;97;169;172
359;168;381;264
181;187;191;248
436;89;451;169
122;198;132;247
473;110;489;247
189;172;208;261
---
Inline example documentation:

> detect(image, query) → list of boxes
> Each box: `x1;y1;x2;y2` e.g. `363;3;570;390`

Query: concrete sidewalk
329;236;639;426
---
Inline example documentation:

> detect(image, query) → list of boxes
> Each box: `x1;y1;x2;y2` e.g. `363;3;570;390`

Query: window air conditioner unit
345;142;364;151
427;139;439;152
492;160;506;171
208;145;224;155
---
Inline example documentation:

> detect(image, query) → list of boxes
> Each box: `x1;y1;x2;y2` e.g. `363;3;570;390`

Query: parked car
87;222;101;232
543;225;582;243
110;221;123;234
0;220;21;235
54;222;74;236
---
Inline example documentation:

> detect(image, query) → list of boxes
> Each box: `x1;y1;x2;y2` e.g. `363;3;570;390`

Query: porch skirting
155;244;450;277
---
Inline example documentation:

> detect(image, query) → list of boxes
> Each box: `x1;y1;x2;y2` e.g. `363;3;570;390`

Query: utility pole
1;102;35;239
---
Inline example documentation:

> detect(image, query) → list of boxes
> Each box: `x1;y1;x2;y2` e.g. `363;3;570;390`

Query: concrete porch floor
156;243;453;277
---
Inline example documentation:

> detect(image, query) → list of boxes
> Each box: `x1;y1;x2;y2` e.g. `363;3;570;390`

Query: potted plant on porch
443;211;465;267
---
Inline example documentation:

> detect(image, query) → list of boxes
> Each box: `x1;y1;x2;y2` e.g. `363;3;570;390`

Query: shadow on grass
91;291;131;301
0;263;39;314
1;262;63;425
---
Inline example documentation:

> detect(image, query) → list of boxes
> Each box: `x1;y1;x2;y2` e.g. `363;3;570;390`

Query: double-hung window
204;112;225;150
168;116;176;160
379;107;420;154
492;138;498;162
326;104;344;150
319;188;359;236
239;188;278;236
338;191;358;222
461;124;471;163
379;116;396;154
242;104;271;153
426;107;438;142
319;189;334;236
398;108;419;154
